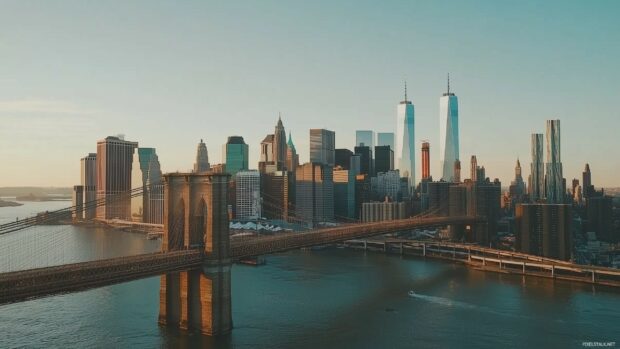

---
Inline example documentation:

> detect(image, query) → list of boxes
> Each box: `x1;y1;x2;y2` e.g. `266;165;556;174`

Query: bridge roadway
0;215;481;305
230;215;481;258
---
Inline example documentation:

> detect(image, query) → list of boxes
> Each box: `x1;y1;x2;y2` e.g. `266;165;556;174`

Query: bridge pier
159;173;232;336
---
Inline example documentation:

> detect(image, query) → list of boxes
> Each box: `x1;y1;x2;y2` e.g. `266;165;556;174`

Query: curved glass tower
439;75;459;182
545;119;563;203
395;83;415;194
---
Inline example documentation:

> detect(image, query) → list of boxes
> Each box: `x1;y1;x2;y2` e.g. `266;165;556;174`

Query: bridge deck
0;250;202;304
230;215;481;258
0;216;479;304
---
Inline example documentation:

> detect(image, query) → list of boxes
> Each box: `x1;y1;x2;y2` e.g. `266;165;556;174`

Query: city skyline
1;1;619;187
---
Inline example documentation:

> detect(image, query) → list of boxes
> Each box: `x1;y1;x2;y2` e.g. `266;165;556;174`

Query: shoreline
0;200;23;208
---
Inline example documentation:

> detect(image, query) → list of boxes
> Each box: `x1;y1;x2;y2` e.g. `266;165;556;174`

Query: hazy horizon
1;0;619;187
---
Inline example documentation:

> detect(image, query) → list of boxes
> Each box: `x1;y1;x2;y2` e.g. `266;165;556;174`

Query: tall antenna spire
447;73;450;94
404;80;408;102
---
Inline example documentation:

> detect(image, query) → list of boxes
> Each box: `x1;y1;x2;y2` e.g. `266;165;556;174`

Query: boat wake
408;291;477;310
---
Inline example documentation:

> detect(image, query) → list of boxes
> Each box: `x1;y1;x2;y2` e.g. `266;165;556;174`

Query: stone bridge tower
158;172;232;336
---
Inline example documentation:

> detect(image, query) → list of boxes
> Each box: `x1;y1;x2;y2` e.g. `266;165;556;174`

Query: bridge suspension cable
0;184;157;235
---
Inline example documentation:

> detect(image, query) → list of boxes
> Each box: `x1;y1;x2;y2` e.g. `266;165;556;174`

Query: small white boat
408;290;417;297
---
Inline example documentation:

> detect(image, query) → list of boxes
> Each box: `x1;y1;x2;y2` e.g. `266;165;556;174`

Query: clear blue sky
0;0;618;187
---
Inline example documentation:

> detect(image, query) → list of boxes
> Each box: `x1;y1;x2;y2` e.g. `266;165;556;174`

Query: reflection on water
0;202;618;348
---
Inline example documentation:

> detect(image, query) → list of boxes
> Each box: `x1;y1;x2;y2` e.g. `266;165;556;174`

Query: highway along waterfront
0;202;618;348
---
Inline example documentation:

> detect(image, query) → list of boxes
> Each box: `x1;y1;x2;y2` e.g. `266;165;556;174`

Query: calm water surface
0;202;618;348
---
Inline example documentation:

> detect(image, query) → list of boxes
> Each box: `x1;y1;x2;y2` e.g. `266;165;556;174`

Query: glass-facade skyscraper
356;130;374;148
545;120;563;204
224;136;249;177
377;132;394;150
131;147;157;222
529;133;544;201
310;129;335;166
439;76;459;182
395;85;415;193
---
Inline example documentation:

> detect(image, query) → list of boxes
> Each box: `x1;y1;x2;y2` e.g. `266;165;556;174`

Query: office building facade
335;148;353;170
354;145;373;176
362;201;408;222
295;162;334;227
309;129;335;166
224;136;249;177
96;136;138;220
515;204;572;261
261;171;290;221
374;145;394;174
235;170;262;220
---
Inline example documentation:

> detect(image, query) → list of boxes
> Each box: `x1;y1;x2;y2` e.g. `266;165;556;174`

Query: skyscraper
439;75;459;182
377;132;395;150
530;133;544;201
257;117;288;173
371;170;401;201
509;158;527;202
235;170;262;220
356;130;374;148
96;135;138;220
80;153;97;219
296;162;334;227
354;145;373;176
333;164;358;220
286;132;299;172
470;155;478;182
395;83;415;193
453;160;461;183
545;120;563;204
72;185;84;219
421;141;430;180
131;147;157;222
193;139;210;173
586;196;615;243
274;116;287;171
224;136;249;177
582;163;593;198
374;145;393;174
309;129;335;166
261;171;290;220
335;148;353;170
145;154;163;224
515;203;572;261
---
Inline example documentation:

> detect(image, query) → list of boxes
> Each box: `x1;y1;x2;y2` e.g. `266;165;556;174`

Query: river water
0;202;618;348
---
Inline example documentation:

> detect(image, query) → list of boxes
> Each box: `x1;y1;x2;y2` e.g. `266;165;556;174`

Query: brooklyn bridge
0;173;618;336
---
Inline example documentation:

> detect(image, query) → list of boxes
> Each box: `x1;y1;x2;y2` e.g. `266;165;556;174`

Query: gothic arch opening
168;197;185;250
190;197;207;248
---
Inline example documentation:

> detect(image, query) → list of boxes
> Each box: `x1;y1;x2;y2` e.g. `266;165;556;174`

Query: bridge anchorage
157;173;232;336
